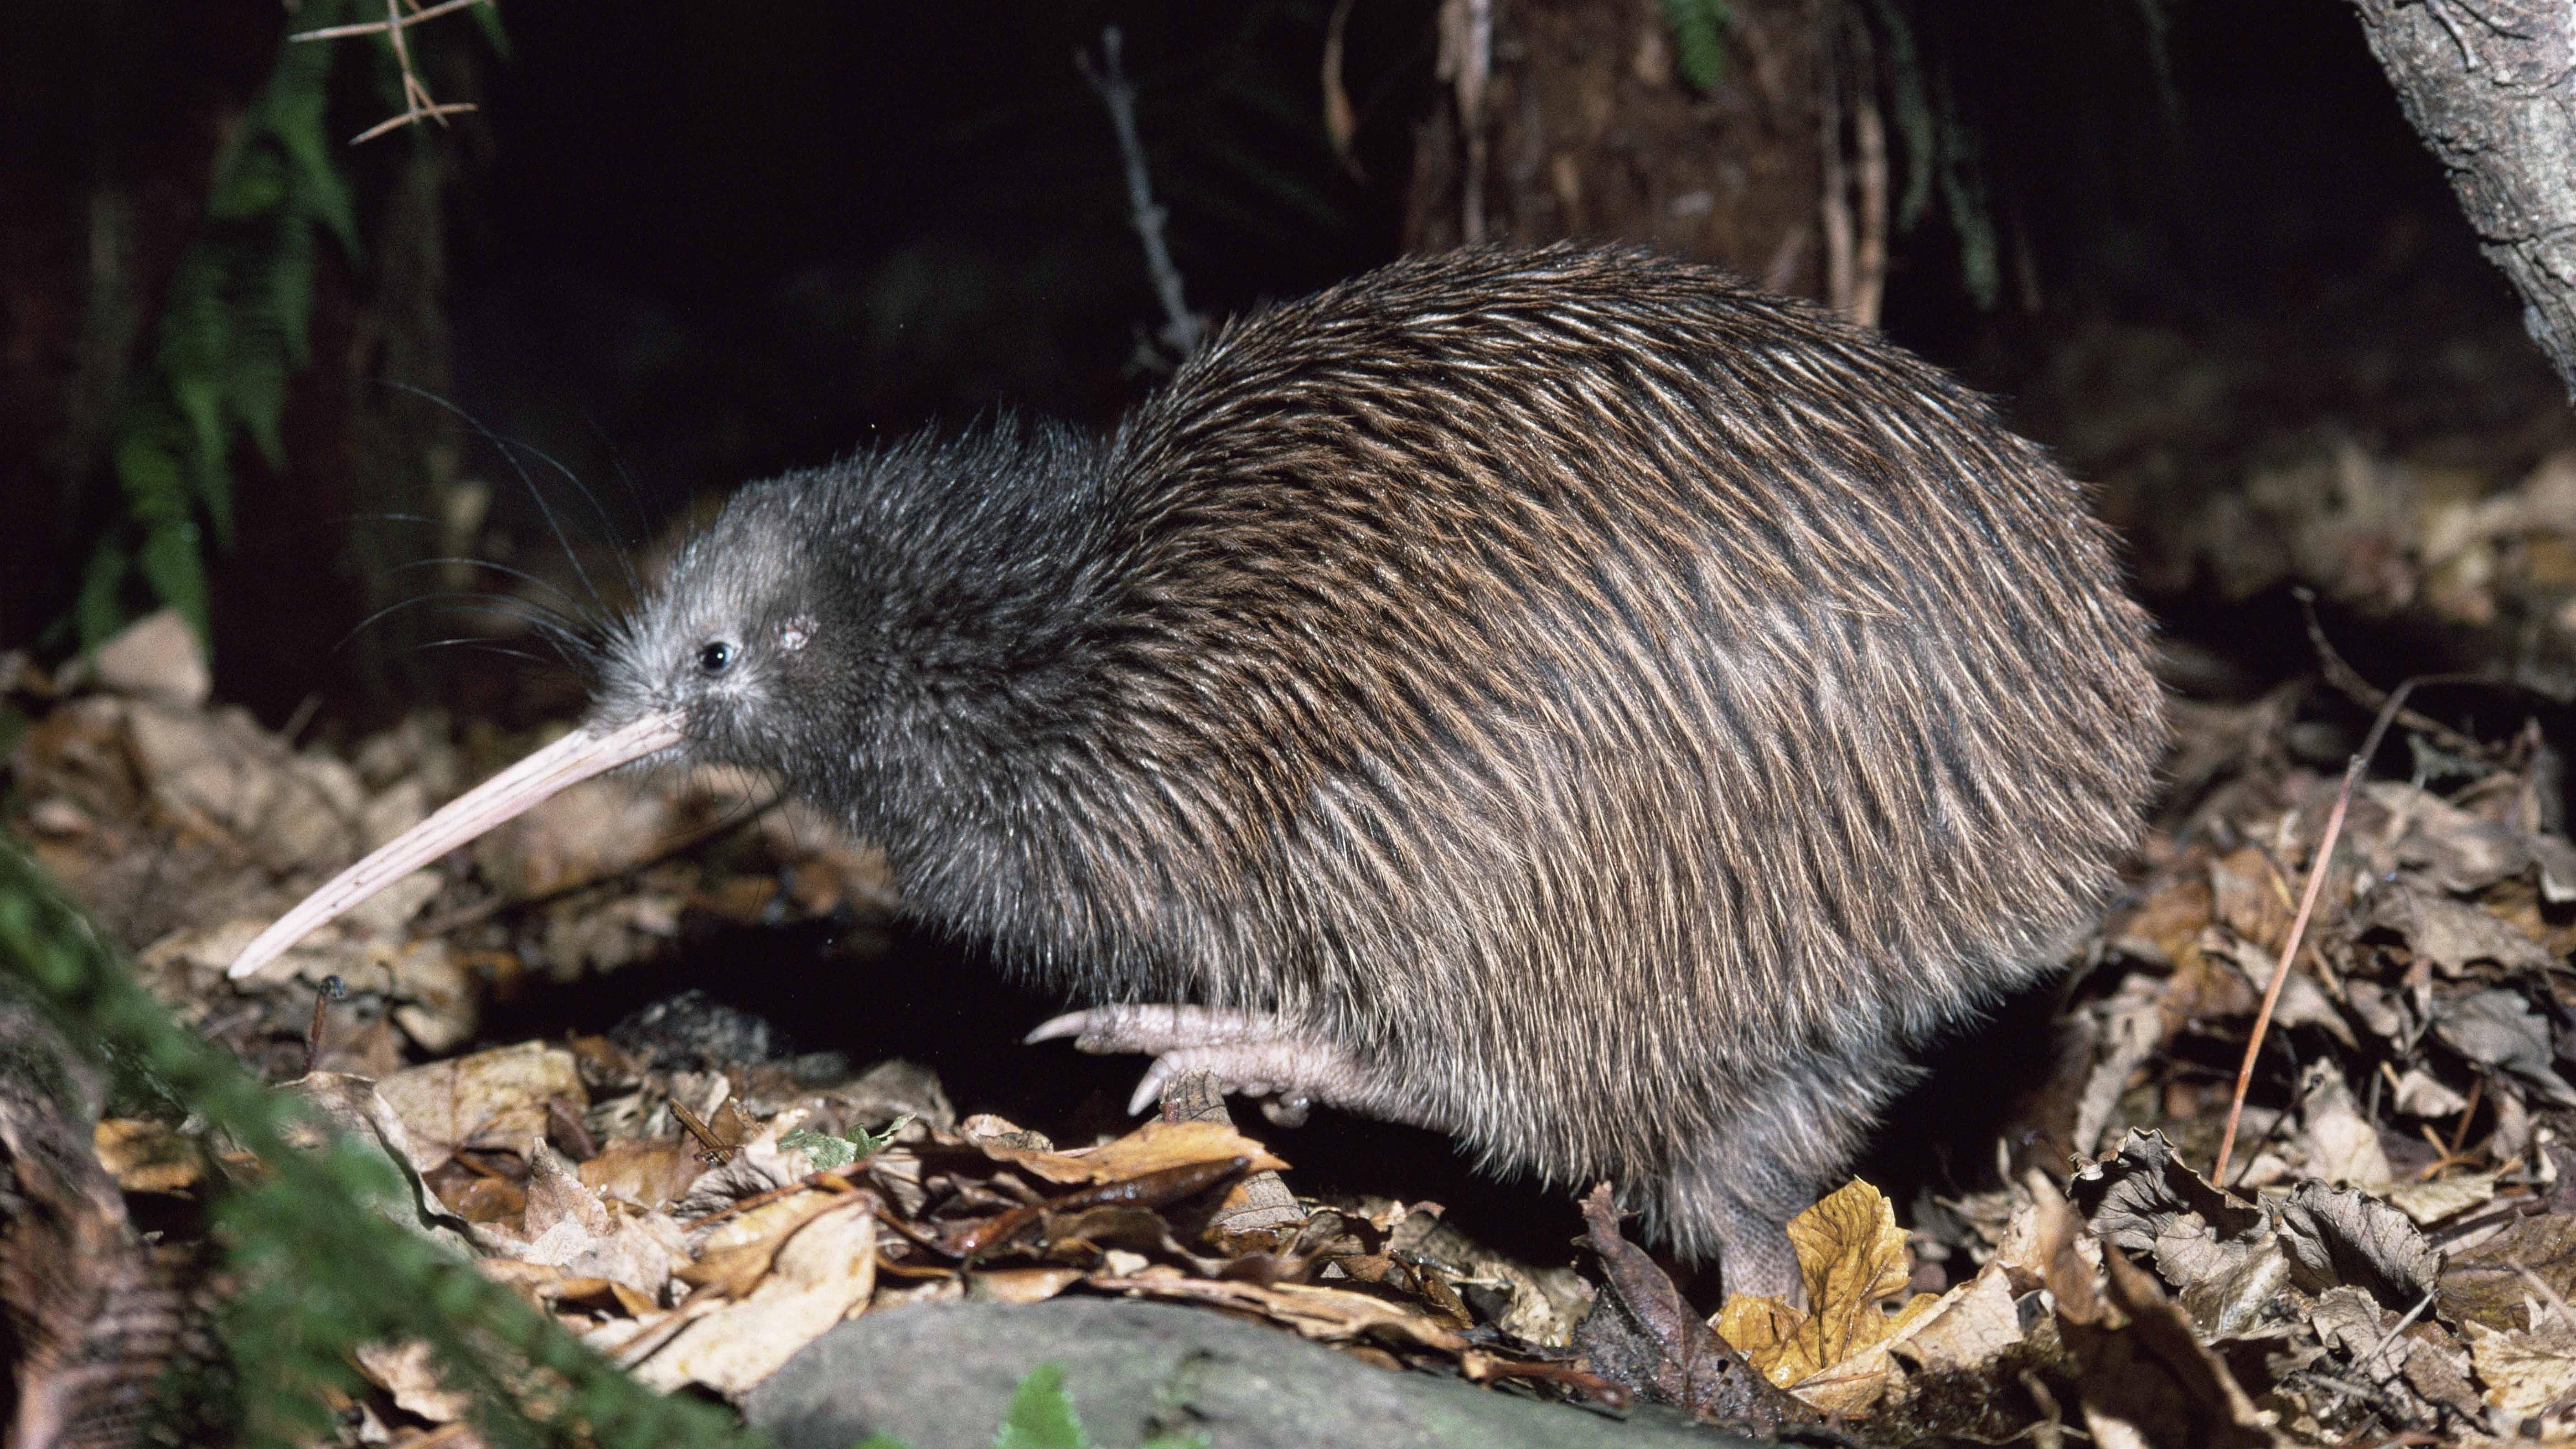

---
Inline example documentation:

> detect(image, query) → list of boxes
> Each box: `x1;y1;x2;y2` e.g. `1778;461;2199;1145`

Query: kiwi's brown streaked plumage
300;243;2169;1296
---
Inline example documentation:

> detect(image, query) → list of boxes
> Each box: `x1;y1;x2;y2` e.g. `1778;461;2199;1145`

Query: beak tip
227;939;283;981
218;712;687;990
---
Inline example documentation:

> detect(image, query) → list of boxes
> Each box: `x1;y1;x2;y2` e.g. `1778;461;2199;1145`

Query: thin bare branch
1079;26;1204;360
289;0;489;44
290;0;491;146
351;102;476;146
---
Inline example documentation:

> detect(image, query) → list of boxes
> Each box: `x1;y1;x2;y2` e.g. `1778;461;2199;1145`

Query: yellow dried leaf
1713;1294;1808;1384
977;1117;1287;1185
1786;1290;1944;1416
1711;1179;1929;1412
93;1118;205;1194
1789;1180;1914;1368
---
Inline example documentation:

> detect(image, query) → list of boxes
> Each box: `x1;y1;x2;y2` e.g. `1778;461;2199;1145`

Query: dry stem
2213;675;2430;1182
292;0;489;146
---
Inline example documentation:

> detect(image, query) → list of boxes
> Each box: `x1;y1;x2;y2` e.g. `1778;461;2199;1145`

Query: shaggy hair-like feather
597;243;2163;1289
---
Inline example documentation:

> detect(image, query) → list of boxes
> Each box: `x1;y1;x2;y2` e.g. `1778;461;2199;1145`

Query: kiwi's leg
1655;1047;1921;1303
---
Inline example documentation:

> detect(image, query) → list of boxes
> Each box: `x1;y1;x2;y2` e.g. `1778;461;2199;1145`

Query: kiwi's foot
1023;1004;1386;1127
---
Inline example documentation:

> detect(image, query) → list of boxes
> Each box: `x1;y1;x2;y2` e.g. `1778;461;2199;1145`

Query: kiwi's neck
786;426;1151;966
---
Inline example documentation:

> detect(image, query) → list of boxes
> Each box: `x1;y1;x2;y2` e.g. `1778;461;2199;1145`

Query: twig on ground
2213;673;2432;1182
292;0;491;145
2354;1286;2437;1377
1078;27;1204;361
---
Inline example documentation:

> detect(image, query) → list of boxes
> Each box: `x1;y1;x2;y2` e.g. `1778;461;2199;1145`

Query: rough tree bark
2351;0;2576;399
1404;0;1832;300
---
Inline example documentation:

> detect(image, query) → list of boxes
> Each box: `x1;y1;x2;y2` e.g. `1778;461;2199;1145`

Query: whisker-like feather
385;381;610;620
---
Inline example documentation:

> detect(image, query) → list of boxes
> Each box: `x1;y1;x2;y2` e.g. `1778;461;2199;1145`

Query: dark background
8;0;2556;727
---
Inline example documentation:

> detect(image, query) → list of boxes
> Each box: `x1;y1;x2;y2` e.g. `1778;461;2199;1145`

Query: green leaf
0;839;766;1447
134;516;212;650
225;355;290;472
1867;0;1936;232
783;1113;914;1173
113;430;191;525
1660;0;1733;93
72;541;130;653
208;145;290;222
993;1363;1090;1449
781;1129;859;1172
272;77;358;249
164;375;231;518
156;254;231;379
850;1437;916;1449
266;218;319;368
470;0;513;60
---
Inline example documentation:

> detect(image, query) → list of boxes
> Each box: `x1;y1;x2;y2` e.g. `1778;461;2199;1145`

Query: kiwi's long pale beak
227;710;687;980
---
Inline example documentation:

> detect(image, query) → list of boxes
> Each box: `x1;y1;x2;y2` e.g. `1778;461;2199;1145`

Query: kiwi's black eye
698;641;735;675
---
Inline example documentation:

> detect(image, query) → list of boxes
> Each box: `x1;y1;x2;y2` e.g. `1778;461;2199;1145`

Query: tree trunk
2350;0;2576;400
1405;0;1835;302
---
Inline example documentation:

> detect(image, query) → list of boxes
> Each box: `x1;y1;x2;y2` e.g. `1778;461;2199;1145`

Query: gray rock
745;1297;1778;1449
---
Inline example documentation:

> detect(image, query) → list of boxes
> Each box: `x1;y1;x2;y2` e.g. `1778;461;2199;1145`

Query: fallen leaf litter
22;600;2576;1444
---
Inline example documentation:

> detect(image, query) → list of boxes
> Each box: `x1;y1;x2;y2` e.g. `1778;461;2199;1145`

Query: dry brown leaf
2117;873;2213;966
578;1137;703;1210
966;1267;1085;1304
2367;884;2558;978
377;1042;585;1172
1997;1171;2111;1327
2076;1247;2273;1449
481;1143;687;1300
1089;1264;1467;1352
627;1198;878;1399
85;609;209;707
976;1117;1288;1185
1787;1180;1917;1365
123;698;360;872
1786;1301;1940;1418
2365;781;2533;894
473;773;684;900
1711;1180;1940;1413
352;1340;470;1425
2442;1211;2576;1330
523;1141;613;1240
550;1276;662;1319
1388;1207;1594;1348
2383;1170;2499;1226
2073;973;2167;1159
2209;847;2292;949
679;1190;857;1299
1711;1293;1804;1379
1886;1264;2023;1376
2209;930;2355;1048
2468;1315;2576;1418
2296;1060;2391;1186
91;1118;204;1195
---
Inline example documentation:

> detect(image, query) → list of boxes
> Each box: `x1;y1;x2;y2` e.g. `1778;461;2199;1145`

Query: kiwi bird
231;244;2162;1296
